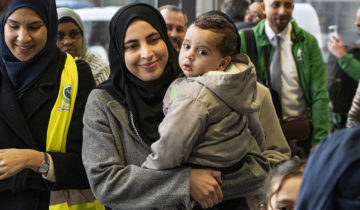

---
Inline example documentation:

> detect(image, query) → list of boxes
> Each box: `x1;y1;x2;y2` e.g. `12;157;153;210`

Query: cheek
124;51;136;72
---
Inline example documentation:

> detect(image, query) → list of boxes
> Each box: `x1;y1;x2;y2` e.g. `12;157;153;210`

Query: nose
140;44;154;60
169;28;177;39
17;28;31;42
278;6;286;15
185;49;195;61
63;36;74;45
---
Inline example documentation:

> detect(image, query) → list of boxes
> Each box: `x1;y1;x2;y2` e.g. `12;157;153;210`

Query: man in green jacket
239;0;329;153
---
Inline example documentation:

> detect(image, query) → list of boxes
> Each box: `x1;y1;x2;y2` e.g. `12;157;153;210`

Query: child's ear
217;56;231;71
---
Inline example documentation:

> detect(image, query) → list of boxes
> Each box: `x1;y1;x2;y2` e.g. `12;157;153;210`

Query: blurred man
159;5;187;51
326;8;360;130
0;0;12;17
244;2;265;24
239;0;329;155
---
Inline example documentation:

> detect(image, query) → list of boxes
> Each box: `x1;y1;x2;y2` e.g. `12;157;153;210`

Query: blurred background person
327;8;360;131
244;1;265;24
239;0;330;156
0;0;11;17
223;0;254;30
159;4;187;52
57;7;110;86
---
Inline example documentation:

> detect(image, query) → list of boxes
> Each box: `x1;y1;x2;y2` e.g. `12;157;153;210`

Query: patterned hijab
99;3;181;145
0;0;57;98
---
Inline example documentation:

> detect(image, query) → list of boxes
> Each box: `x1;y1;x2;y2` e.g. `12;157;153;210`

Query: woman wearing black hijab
82;4;270;210
82;3;226;209
0;0;95;209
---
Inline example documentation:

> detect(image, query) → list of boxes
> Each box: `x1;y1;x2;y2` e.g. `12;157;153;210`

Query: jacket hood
189;53;259;114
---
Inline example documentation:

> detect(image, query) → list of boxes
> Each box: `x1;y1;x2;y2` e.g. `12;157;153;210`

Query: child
142;13;265;178
261;159;305;210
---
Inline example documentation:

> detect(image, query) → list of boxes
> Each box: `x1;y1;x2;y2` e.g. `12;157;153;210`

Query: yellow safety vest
46;54;105;210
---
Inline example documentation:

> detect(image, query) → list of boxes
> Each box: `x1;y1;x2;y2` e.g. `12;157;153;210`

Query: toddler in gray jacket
142;12;266;175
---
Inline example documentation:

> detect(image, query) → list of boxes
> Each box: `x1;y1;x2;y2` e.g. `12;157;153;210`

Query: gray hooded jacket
142;54;264;169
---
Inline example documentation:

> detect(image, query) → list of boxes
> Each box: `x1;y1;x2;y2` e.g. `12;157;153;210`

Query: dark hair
263;159;306;209
223;0;250;22
193;13;238;57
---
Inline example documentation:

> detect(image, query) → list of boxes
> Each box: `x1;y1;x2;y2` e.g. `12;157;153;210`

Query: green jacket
239;19;329;146
338;52;360;81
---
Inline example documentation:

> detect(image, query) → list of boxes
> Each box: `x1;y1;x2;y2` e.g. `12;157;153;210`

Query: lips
182;64;192;71
16;44;32;54
140;60;158;70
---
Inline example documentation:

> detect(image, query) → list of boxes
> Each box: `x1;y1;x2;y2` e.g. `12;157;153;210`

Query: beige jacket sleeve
347;82;360;128
255;83;291;166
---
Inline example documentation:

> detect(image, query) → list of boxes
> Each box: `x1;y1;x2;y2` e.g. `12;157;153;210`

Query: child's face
268;176;302;210
178;25;229;77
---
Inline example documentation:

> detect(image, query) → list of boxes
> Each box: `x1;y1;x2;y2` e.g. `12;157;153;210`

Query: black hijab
0;0;57;98
296;127;360;210
99;3;181;145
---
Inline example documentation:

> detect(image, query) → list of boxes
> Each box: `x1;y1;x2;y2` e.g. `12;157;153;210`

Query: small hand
190;169;223;209
0;149;43;180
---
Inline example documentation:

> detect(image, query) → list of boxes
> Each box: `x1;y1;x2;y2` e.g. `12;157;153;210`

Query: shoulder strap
243;29;258;71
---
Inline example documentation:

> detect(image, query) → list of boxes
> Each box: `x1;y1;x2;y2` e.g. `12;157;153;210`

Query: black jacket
0;48;95;210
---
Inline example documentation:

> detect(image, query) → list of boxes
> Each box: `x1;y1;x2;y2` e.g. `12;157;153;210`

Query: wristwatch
38;152;49;175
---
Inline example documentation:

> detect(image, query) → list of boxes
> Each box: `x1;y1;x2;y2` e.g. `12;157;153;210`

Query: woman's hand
190;169;223;209
0;149;43;180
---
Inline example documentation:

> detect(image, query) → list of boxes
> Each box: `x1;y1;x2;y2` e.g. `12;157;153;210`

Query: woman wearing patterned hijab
0;0;95;209
57;7;110;86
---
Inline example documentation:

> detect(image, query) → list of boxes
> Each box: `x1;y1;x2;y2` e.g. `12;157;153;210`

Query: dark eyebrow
124;32;160;45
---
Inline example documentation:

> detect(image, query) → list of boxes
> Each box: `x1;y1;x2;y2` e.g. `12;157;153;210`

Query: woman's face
268;176;302;210
4;7;47;61
123;19;168;81
56;22;83;58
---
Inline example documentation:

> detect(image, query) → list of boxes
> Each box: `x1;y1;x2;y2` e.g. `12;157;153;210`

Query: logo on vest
58;84;71;111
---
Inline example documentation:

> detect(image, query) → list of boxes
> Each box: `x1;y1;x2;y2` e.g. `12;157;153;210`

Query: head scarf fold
0;0;58;98
99;3;180;145
296;127;360;210
57;7;88;58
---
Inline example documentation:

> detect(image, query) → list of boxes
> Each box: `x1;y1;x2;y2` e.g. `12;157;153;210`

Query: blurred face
4;7;47;61
57;22;83;58
179;25;230;77
0;0;12;17
160;9;186;51
245;2;265;24
355;8;360;36
264;0;294;34
268;176;302;210
124;19;168;81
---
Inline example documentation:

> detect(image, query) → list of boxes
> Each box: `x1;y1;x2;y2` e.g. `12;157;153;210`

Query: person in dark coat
0;0;95;209
296;126;360;210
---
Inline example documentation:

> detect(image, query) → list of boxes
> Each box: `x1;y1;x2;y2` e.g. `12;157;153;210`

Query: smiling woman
4;7;47;61
0;0;97;209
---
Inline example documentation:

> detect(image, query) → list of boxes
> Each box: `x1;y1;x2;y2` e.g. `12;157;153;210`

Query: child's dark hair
193;13;238;57
262;159;306;209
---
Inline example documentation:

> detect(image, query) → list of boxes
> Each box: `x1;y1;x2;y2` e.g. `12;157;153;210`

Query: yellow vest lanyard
46;54;104;210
